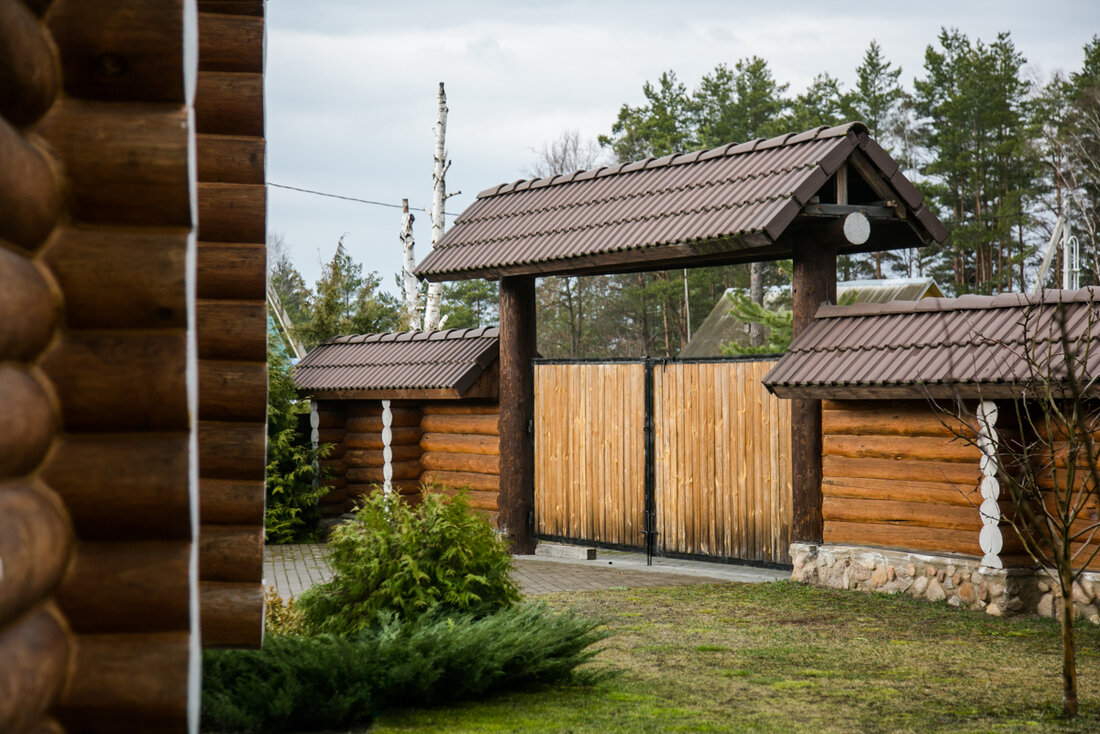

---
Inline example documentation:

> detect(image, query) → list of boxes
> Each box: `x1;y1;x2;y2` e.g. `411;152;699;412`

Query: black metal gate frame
532;354;791;571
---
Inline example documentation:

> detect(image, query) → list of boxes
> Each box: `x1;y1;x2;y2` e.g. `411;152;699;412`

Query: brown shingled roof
763;288;1100;399
416;122;946;281
295;327;499;399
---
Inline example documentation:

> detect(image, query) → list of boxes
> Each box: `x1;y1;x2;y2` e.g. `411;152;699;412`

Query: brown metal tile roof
415;122;946;281
763;288;1100;399
294;327;499;396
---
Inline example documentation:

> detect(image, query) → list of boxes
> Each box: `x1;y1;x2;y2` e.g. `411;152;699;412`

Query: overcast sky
265;0;1100;292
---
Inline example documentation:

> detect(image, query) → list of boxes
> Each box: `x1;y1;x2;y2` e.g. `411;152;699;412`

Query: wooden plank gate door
534;358;792;566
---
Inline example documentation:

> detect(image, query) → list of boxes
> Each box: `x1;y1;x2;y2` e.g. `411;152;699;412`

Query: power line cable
267;181;459;217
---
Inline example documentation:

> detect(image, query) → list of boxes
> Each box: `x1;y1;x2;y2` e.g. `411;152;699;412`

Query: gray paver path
264;543;786;599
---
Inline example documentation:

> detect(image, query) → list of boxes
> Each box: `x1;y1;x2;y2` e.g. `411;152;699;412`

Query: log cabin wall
420;401;501;525
344;402;425;504
315;399;502;523
820;399;1022;561
194;0;267;649
1;0;201;730
0;3;72;731
315;401;348;514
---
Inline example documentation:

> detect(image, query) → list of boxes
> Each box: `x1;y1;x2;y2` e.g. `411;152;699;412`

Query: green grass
370;581;1100;733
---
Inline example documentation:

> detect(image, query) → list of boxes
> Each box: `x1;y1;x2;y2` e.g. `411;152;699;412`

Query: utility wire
268;181;458;217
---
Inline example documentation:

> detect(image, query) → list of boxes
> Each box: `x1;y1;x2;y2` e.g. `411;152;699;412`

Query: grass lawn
371;581;1100;733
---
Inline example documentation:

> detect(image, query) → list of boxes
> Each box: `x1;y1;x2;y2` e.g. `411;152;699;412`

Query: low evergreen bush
297;488;520;635
202;604;611;733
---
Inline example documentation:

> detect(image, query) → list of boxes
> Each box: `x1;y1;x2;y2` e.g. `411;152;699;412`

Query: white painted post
977;400;1003;569
310;400;320;491
381;400;393;496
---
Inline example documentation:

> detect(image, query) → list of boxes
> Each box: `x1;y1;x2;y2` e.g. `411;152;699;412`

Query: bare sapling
937;292;1100;718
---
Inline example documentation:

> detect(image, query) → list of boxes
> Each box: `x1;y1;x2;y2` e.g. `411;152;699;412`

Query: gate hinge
527;417;534;436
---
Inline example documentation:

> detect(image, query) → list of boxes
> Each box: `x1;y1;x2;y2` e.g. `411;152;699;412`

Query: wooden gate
534;359;792;565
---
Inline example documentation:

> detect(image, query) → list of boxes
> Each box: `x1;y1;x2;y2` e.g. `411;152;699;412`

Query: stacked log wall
821;400;1022;561
420;402;501;525
194;0;267;649
1;0;201;730
344;402;425;502
314;400;348;513
0;4;72;731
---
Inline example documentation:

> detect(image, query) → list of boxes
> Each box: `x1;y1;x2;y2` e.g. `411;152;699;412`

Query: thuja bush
297;488;520;635
264;332;329;544
202;604;611;733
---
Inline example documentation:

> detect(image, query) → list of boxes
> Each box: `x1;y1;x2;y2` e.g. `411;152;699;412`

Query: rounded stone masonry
785;542;1100;620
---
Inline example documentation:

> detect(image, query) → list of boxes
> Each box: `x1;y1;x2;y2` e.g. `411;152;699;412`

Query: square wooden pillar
498;275;536;553
790;241;837;543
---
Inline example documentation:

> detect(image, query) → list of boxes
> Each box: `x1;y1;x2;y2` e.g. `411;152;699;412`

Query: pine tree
440;279;499;329
915;29;1035;294
295;238;402;348
598;71;694;161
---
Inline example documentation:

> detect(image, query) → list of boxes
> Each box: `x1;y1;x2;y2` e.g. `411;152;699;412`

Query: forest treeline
273;29;1100;359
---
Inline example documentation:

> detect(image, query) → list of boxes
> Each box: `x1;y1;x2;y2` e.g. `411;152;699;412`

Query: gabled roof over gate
416;122;946;282
295;327;499;400
762;288;1100;399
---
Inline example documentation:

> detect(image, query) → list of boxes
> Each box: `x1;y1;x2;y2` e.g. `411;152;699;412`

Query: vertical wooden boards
0;0;202;730
194;3;267;649
534;363;646;547
533;359;791;564
821;400;993;557
653;361;791;564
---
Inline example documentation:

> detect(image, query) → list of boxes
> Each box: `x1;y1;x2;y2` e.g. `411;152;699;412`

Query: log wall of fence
315;402;348;513
534;364;646;547
420;402;501;524
821;400;1025;560
317;400;501;519
1;1;201;730
194;0;267;649
654;361;791;563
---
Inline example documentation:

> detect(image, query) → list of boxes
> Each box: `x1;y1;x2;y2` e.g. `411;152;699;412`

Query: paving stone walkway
264;544;786;599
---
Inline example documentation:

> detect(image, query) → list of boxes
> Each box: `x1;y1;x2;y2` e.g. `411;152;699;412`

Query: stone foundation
789;543;1100;621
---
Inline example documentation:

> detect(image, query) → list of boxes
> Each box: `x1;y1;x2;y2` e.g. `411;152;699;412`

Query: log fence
314;400;501;523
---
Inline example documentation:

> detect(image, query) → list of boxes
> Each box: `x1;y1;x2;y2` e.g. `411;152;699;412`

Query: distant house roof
836;277;943;304
763;288;1100;399
295;327;499;399
415;122;946;282
679;278;943;359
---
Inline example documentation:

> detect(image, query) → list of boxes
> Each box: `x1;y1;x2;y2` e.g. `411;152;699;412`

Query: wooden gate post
498;275;536;553
790;241;837;544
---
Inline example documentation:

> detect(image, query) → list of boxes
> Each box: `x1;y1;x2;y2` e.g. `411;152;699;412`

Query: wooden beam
801;202;898;219
498;275;536;553
789;239;836;544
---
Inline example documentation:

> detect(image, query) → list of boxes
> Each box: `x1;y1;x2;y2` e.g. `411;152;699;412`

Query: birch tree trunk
400;198;419;329
749;261;764;347
422;82;448;331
